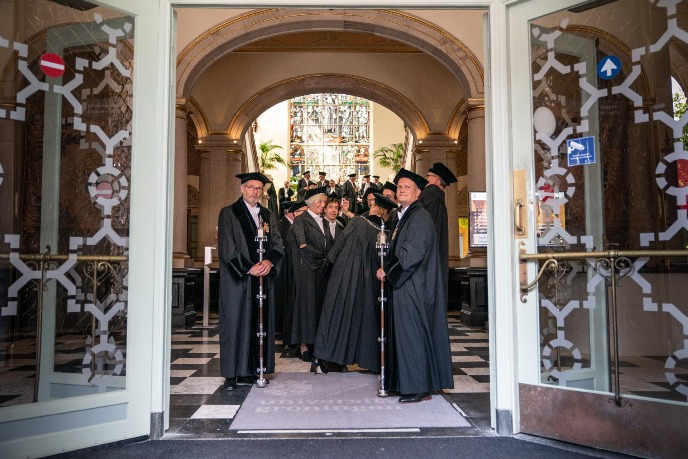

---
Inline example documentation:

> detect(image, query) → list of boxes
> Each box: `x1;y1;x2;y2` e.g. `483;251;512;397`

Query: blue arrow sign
597;56;621;80
567;136;596;166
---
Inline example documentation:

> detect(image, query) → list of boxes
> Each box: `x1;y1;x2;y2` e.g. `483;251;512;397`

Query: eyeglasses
244;185;264;192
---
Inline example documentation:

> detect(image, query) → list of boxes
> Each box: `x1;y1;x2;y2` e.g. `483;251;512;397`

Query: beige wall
191;51;460;134
371;103;406;182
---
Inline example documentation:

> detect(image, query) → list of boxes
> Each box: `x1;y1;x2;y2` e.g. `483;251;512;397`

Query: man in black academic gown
342;173;359;214
288;186;330;364
217;172;284;390
376;168;454;403
371;175;383;190
419;162;458;302
277;200;307;358
317;171;328;188
297;170;314;200
381;181;399;230
326;179;342;199
278;181;294;214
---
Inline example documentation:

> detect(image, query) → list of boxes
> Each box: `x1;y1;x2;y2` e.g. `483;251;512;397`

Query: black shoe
224;377;237;391
312;358;329;374
284;348;300;358
300;350;312;362
237;375;270;385
398;392;431;403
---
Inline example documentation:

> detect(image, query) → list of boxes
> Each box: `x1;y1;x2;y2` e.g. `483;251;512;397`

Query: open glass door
511;0;688;457
0;1;168;457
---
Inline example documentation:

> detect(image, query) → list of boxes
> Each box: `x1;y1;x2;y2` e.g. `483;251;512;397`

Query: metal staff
255;216;268;388
376;222;389;398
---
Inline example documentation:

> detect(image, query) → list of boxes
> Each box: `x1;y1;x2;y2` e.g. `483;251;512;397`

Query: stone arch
225;73;432;141
176;8;484;103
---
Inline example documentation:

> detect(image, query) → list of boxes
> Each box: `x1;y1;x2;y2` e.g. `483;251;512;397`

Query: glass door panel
529;0;688;405
1;0;133;406
514;0;688;456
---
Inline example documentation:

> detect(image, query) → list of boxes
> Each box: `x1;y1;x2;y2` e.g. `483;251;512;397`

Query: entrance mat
230;372;470;431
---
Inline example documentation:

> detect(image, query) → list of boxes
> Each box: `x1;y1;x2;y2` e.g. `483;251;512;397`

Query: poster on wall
469;191;487;248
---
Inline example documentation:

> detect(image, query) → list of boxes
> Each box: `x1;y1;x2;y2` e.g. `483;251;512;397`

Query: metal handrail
520;249;688;262
0;253;128;262
2;249;128;401
519;247;688;407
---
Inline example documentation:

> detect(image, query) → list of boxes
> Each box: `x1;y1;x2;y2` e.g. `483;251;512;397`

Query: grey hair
305;193;325;207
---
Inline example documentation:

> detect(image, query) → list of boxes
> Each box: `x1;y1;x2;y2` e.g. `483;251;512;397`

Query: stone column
173;102;190;268
196;138;245;263
466;103;486;198
412;142;461;268
466;102;486;267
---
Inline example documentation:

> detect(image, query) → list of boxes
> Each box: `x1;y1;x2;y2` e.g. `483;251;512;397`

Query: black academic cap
236;172;269;185
372;175;380;179
363;174;371;178
382;181;397;193
318;171;327;176
304;186;327;200
393;168;428;189
363;187;377;199
347;173;357;178
373;193;397;212
429;162;458;185
303;170;311;175
288;200;307;212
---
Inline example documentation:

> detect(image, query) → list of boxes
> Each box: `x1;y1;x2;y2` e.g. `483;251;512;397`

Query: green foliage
373;142;405;173
673;92;688;150
258;140;286;173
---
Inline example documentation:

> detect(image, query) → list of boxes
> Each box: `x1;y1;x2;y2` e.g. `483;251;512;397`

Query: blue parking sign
567;136;596;166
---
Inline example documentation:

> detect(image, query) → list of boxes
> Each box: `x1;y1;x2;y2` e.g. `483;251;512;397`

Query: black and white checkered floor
167;310;492;437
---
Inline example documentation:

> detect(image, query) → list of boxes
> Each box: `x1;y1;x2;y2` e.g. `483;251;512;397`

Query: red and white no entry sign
39;53;65;78
95;181;114;199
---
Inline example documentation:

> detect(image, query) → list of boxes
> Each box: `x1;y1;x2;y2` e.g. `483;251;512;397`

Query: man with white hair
287;186;330;370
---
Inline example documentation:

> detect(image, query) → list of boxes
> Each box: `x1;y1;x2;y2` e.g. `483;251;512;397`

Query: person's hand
376;268;386;281
249;260;273;277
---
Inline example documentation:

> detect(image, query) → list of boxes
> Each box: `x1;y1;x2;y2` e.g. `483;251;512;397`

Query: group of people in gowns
217;163;458;403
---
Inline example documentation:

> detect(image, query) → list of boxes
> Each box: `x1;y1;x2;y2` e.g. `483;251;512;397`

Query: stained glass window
289;94;370;181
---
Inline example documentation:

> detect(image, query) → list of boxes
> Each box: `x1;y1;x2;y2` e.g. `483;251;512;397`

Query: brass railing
1;249;128;401
519;248;688;406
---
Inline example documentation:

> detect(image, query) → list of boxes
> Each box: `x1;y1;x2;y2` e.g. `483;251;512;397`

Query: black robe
217;199;284;378
419;185;449;298
274;216;293;336
315;215;386;370
266;181;279;216
342;180;359;213
384;201;453;394
288;210;331;345
297;178;313;200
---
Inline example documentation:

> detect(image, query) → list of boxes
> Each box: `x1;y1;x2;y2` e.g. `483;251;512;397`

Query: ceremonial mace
255;216;268;388
376;222;389;398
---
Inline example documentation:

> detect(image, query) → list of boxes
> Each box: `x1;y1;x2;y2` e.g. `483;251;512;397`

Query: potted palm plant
258;140;286;172
373;142;405;173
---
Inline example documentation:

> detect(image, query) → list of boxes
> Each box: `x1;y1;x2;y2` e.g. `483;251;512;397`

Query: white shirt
307;209;325;234
398;205;409;221
326;219;337;238
244;200;260;228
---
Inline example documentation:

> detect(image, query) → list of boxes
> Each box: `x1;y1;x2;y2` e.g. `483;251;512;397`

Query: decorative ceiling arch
222;73;431;142
176;8;484;101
